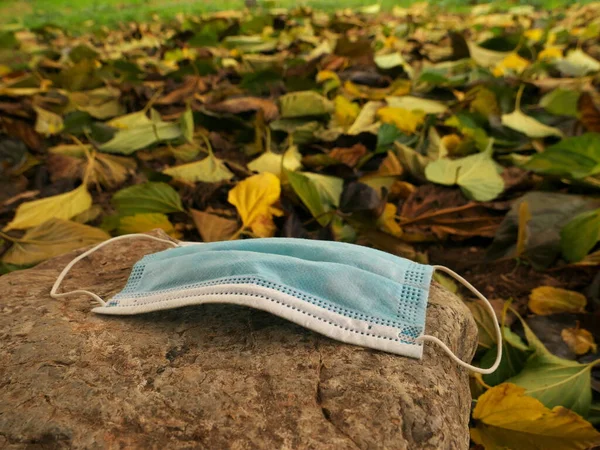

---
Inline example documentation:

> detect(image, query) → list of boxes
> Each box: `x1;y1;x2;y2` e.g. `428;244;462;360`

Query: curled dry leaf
561;323;598;356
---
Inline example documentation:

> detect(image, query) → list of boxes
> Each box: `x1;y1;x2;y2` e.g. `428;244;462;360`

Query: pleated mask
51;234;501;374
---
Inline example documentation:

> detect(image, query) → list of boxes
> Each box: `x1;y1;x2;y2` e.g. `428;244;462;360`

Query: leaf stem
199;133;214;157
0;230;17;243
515;84;525;111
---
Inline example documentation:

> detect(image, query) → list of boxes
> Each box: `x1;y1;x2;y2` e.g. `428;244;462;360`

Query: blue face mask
51;234;501;374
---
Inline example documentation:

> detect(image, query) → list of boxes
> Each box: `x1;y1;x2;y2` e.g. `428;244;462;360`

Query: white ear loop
416;265;503;375
50;234;180;307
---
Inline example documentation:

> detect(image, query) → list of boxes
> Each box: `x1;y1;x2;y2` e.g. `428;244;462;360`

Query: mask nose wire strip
416;265;503;375
50;234;180;307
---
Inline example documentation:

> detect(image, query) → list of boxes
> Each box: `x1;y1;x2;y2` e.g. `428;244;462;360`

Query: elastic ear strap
50;234;180;306
416;265;502;375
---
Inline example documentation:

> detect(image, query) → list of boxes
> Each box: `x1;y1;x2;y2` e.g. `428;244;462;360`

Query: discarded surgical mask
51;234;502;374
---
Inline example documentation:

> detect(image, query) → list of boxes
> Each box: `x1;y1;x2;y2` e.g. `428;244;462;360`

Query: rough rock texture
0;231;478;450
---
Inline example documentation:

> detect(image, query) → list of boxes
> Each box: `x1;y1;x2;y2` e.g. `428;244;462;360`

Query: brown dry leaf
377;151;404;176
191;208;239;242
156;76;207;105
578;92;600;132
561;323;597;355
399;185;505;241
206;97;279;121
329;143;367;167
529;286;587;315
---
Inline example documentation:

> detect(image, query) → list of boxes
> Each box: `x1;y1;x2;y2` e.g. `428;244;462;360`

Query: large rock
0;231;478;449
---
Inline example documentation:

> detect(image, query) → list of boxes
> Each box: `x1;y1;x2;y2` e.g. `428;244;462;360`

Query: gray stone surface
0;231;478;449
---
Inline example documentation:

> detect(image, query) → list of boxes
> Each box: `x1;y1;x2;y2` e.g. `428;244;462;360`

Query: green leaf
179;107;194;143
4;185;92;231
501;109;563;138
506;312;595;417
560;208;600;262
163;153;233;183
467;41;511;67
286;170;343;226
540;88;581;117
376;123;403;153
482;328;533;387
424;142;504;201
248;146;302;178
278;91;334;118
99;110;182;155
386;96;448;114
112;182;184;215
523;133;600;180
2;219;109;265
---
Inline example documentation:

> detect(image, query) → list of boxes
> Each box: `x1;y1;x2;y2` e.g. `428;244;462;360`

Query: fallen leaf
1;219;109;265
377;106;425;134
529;286;587;315
347;100;384;135
523;133;600;180
487;192;599;269
278;91;334;118
329;143;367;167
118;213;181;238
34;106;64;136
554;49;600;77
377;203;402;237
492;53;530;77
164;152;234;184
540;88;581;118
424;141;504;201
386;95;448;114
578;93;600;132
507;310;595;416
191;209;238;242
206;97;279;121
4;185;92;231
561;323;598;356
112;182;184;216
560;208;600;263
286;170;343;226
471;383;600;450
516;200;532;257
247;145;302;178
99;110;182;154
228;172;282;237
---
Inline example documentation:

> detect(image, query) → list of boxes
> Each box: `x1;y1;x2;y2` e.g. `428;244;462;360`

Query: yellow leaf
538;46;564;61
529;286;587;315
524;29;543;41
316;70;340;83
377;107;425;134
471;383;600;450
34;106;64;136
377;203;403;237
333;95;360;129
4;185;92;231
191;209;238;242
228;173;281;237
118;213;181;239
1;219;109;265
440;134;462;154
248;146;302;178
516;200;531;257
163;153;233;184
493;53;530;77
561;324;597;355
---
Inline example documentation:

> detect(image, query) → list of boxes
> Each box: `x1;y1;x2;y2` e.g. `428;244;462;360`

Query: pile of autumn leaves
1;3;600;448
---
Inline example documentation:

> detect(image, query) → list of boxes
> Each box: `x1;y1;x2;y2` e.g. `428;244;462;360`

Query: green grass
0;0;584;30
